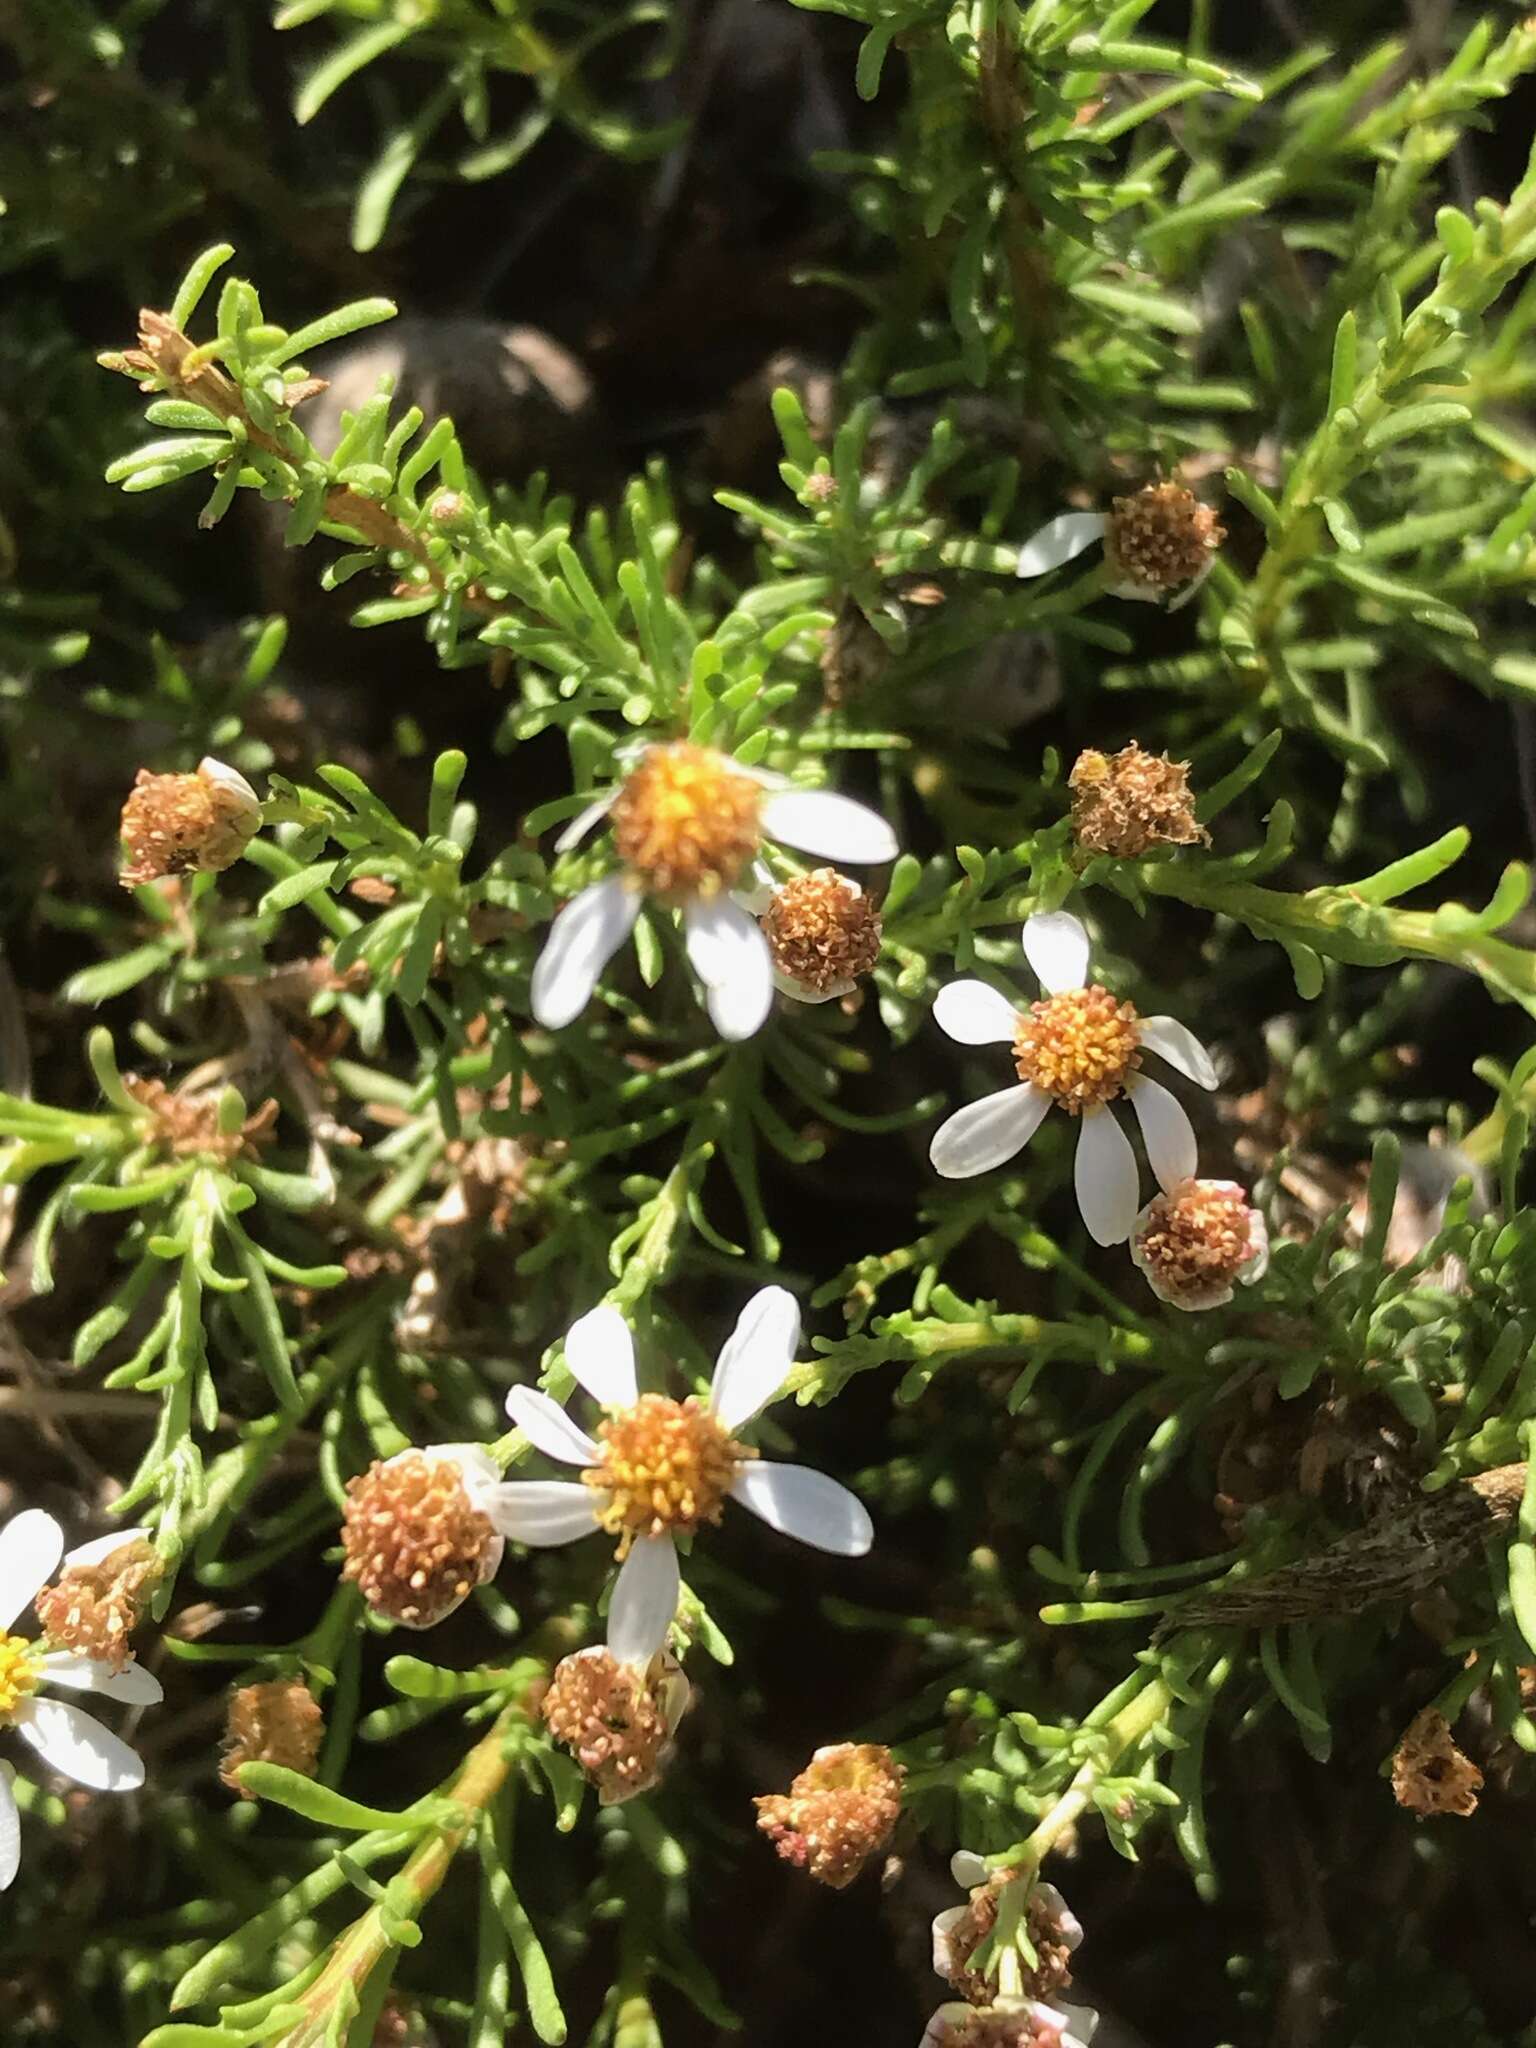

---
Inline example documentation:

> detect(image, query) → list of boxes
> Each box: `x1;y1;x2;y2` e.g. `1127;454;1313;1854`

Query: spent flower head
1015;481;1223;609
1130;1177;1269;1310
530;743;897;1040
928;910;1218;1244
340;1445;521;1629
1392;1708;1483;1818
933;1857;1082;2007
119;756;261;888
541;1644;690;1804
32;1532;161;1675
221;1677;325;1796
0;1510;164;1890
757;868;882;1003
919;1996;1099;2048
501;1288;873;1666
1068;743;1207;859
754;1741;904;1887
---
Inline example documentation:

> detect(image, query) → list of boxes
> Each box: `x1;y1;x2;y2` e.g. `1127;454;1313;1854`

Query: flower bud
33;1534;162;1674
754;1741;904;1888
760;869;882;1001
1392;1708;1482;1818
1130;1179;1269;1311
1068;743;1206;859
541;1645;691;1804
119;756;261;888
340;1446;505;1629
1105;482;1222;598
221;1677;325;1795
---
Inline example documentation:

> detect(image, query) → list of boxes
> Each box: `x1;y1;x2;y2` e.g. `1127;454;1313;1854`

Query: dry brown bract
754;1741;904;1888
341;1452;498;1628
1068;742;1207;859
762;868;882;995
541;1645;690;1804
124;1074;279;1163
1106;481;1224;592
221;1677;325;1796
1392;1708;1482;1818
33;1537;162;1673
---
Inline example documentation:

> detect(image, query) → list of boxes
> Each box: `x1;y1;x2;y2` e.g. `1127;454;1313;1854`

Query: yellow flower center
1013;984;1141;1110
609;743;762;898
584;1394;752;1553
0;1631;42;1719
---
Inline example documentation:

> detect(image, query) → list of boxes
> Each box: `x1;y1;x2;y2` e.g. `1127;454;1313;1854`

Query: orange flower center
609;743;762;898
584;1395;751;1552
1013;985;1141;1110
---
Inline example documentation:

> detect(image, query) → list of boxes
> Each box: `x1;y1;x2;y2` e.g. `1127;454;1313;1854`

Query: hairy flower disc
584;1394;750;1551
1012;986;1141;1110
609;743;762;897
0;1633;43;1720
1132;1179;1263;1308
341;1452;498;1628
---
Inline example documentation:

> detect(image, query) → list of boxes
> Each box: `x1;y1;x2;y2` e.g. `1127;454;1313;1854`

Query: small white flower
918;1994;1098;2048
927;909;1218;1246
501;1287;874;1667
1130;1177;1270;1311
0;1510;164;1891
530;742;898;1042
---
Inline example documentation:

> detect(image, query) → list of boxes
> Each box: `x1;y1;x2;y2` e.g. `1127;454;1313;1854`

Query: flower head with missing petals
32;1534;162;1675
755;1742;904;1888
932;1856;1082;2007
221;1677;325;1797
530;743;898;1042
0;1510;165;1891
119;756;261;888
759;868;882;1003
501;1288;874;1667
341;1446;512;1630
1068;743;1207;860
1130;1177;1269;1311
928;910;1219;1246
919;1996;1099;2048
541;1645;691;1805
1015;482;1223;611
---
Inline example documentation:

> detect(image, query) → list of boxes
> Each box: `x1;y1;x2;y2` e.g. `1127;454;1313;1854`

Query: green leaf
232;1763;446;1833
294;20;416;125
1327;309;1357;417
275;299;398;366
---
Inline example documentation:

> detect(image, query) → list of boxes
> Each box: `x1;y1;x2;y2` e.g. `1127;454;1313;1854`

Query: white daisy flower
927;909;1217;1246
918;1994;1099;2048
0;1510;163;1890
1016;482;1223;610
530;742;898;1041
1130;1177;1269;1311
502;1287;874;1667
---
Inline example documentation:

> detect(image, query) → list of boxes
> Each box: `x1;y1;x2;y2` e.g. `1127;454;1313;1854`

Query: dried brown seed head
1106;482;1223;593
1131;1178;1268;1311
754;1741;904;1888
761;869;882;996
33;1537;162;1674
122;1075;279;1164
1392;1708;1482;1818
221;1677;325;1796
119;757;260;889
1068;743;1207;859
610;743;761;897
341;1450;501;1628
541;1645;690;1804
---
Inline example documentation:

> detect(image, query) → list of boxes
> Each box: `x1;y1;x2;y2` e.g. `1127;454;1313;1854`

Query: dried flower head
123;1075;279;1164
761;869;882;1000
119;756;261;888
1130;1178;1269;1311
1392;1708;1483;1818
920;1996;1098;2048
610;742;763;899
1068;744;1207;859
1105;482;1223;595
33;1534;162;1674
933;1870;1081;2007
341;1446;505;1628
754;1741;904;1888
221;1677;325;1796
541;1645;691;1804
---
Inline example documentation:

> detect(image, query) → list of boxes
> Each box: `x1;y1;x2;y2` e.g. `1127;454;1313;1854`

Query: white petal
1034;1881;1083;1952
504;1387;600;1466
14;1696;144;1792
730;1461;873;1556
929;1085;1051;1179
0;1510;64;1629
530;876;641;1030
1074;1107;1141;1245
921;2003;975;2048
1022;910;1089;996
931;1905;967;1975
709;1286;801;1432
759;788;898;865
1059;2003;1100;2047
1126;1074;1198;1194
773;968;850;1004
1241;1207;1271;1285
563;1303;638;1409
39;1652;163;1706
0;1769;17;1891
197;757;260;809
62;1528;152;1571
950;1849;990;1889
1167;554;1216;612
732;874;775;916
683;895;774;1042
553;788;617;854
933;979;1020;1046
607;1534;680;1667
482;1482;598;1547
1140;1015;1218;1090
1016;511;1106;579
